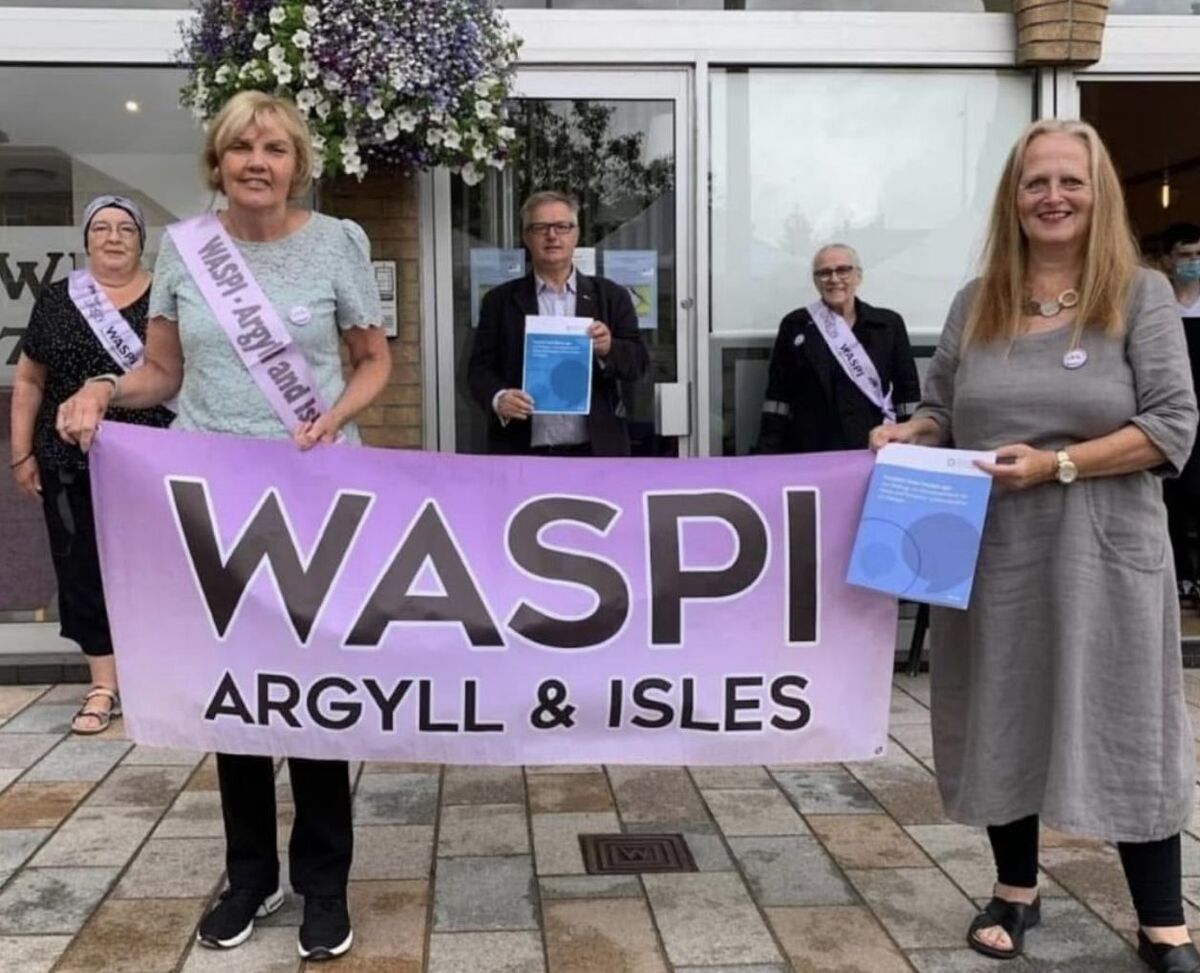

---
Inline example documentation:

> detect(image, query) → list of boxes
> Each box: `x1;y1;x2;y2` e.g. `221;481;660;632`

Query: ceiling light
1162;171;1171;211
125;100;141;114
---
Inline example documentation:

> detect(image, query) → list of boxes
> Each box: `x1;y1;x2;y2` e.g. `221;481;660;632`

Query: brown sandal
71;687;121;735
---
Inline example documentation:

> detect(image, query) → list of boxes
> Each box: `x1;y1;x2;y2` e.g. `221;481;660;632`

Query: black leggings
987;814;1184;928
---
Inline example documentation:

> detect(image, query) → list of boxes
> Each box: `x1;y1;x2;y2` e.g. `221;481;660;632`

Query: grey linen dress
916;267;1198;842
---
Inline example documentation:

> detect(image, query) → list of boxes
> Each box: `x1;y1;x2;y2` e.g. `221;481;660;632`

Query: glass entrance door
432;69;692;456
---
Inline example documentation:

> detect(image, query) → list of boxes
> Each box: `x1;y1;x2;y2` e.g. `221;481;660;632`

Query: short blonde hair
965;119;1138;347
203;91;315;199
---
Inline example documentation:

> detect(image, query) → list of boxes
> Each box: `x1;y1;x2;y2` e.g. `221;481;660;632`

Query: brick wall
320;172;424;449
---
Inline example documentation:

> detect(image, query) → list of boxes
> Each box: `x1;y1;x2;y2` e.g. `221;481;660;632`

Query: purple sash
68;270;144;372
166;215;326;433
807;300;895;423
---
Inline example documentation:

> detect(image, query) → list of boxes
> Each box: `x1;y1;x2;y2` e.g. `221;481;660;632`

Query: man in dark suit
467;190;649;456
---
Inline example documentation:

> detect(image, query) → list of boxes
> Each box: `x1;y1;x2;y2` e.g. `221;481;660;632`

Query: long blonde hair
964;119;1138;347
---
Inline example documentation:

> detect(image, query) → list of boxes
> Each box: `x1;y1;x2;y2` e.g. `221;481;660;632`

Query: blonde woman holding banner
11;194;173;734
871;120;1198;971
57;91;390;961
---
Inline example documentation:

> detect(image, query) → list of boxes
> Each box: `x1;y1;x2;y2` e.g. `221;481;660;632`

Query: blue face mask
1175;258;1200;283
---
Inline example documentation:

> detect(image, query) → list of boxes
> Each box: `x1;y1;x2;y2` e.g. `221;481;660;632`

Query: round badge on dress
1062;348;1088;370
289;305;312;326
793;334;805;347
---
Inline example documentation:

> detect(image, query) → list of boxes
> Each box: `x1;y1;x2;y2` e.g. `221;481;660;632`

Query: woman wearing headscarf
758;243;920;454
56;91;391;962
10;194;173;733
872;120;1199;971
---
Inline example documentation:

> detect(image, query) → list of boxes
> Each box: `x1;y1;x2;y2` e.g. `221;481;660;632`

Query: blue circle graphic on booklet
901;512;981;593
548;359;589;410
855;518;921;595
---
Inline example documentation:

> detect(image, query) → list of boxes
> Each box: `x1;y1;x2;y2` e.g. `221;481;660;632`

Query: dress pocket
1084;474;1167;573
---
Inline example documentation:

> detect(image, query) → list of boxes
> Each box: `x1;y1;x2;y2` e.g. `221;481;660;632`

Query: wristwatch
1054;449;1078;484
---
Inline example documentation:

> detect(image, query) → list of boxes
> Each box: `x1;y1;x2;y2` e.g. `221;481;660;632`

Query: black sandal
1137;930;1200;973
966;896;1041;961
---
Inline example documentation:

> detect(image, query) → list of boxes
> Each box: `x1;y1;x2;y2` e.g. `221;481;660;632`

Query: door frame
426;66;696;455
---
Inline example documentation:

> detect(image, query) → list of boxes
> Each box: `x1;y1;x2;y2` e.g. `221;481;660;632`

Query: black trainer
197;886;284;949
298;894;353;961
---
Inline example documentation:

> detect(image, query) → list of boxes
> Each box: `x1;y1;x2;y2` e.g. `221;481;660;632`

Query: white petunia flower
252;32;271;51
487;155;506;171
441;130;462;150
310;133;326;154
315;98;332;120
472;142;488;162
426;128;443;147
303;5;320;27
275;64;294;85
301;59;319;80
323;75;342;92
474;79;492;97
214;64;232;84
383;120;400;141
497;125;515;140
461;163;485;186
366;100;385;121
296;88;319;110
292;30;311;50
267;44;287;66
269;6;286;25
396;111;418;133
474;100;494;120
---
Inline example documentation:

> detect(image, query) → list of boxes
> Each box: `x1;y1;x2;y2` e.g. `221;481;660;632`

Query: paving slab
538;874;643;900
772;767;882;815
439;803;529;857
349;824;435;880
0;865;119;934
29;805;158;867
433;855;538;932
641;871;782;967
767;904;914;973
427;930;545;973
688;765;776;789
0;703;77;735
544;897;668;973
353;772;438;825
0;685;49;722
527;772;614;813
23;738;131;782
0;934;71;973
729;835;858;907
625;820;735;872
178;925;301;972
53;896;206;973
905;823;1000;899
85;765;190;807
334;879;427;973
120;744;206;767
704;787;809;836
113;837;226;898
0;827;49;875
607;766;709;824
847;867;978;949
1021;896;1144;971
442;766;524;805
908;948;1034;971
0;732;59;769
0;780;91;828
846;751;948;825
808;814;930;870
531;811;621;876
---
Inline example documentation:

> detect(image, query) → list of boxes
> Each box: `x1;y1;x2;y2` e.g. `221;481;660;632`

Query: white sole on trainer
298;929;353;960
197;887;285;949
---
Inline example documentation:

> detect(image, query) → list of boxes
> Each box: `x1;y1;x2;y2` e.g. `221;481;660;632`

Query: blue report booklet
522;315;594;415
847;444;995;609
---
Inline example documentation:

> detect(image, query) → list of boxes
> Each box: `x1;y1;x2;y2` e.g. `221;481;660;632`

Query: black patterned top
20;278;173;472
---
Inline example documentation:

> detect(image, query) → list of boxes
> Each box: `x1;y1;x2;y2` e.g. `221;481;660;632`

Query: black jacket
758;299;921;454
467;272;650;456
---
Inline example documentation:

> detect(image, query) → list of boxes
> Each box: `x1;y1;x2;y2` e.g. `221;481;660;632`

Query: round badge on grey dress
289;305;312;326
1062;348;1088;370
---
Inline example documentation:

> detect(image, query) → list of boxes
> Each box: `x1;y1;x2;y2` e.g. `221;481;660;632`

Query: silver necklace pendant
1062;347;1088;370
1024;288;1080;318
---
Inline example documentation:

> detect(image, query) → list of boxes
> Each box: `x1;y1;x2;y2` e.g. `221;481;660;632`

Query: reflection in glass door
436;71;691;456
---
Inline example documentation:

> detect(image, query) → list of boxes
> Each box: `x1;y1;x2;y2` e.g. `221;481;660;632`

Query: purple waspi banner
90;424;896;765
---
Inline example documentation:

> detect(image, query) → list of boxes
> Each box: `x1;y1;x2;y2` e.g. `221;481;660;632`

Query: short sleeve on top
333;219;383;331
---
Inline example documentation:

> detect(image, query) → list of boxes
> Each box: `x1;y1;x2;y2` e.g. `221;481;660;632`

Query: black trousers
40;467;112;656
216;753;353;896
987;814;1184;927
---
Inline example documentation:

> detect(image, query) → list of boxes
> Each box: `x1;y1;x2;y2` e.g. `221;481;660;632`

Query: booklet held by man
847;443;996;609
522;315;594;415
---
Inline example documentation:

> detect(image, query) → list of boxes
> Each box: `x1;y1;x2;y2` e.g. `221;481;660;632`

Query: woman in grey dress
871;119;1199;971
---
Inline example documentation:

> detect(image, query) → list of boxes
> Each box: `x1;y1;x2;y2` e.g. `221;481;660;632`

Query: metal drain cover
579;833;698;874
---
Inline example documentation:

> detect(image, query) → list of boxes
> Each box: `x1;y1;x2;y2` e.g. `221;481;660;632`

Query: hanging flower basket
1015;0;1111;67
179;0;521;182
